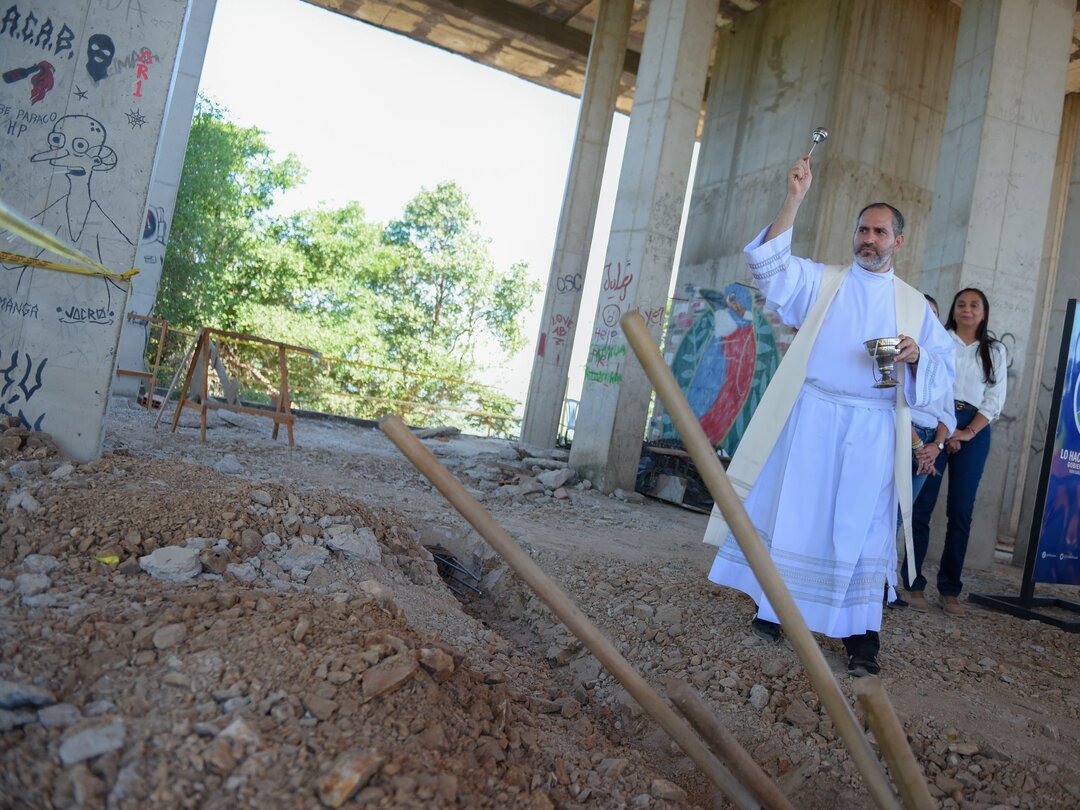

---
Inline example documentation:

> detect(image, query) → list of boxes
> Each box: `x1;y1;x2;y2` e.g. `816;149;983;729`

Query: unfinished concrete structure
7;0;1080;572
309;0;1080;574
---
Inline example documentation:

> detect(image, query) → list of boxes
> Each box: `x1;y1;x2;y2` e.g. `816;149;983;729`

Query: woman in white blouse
904;288;1008;615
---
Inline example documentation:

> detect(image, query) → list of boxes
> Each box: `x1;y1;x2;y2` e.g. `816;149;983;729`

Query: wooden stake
621;312;900;810
665;679;796;810
380;415;762;810
853;678;936;810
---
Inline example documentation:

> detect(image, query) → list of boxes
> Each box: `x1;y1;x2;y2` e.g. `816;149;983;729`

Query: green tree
380;181;537;375
157;97;305;329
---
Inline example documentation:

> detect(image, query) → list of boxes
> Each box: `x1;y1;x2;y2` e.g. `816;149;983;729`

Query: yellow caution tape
0;197;138;283
93;554;120;566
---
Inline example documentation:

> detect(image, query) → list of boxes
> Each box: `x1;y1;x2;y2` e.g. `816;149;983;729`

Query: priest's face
852;208;904;272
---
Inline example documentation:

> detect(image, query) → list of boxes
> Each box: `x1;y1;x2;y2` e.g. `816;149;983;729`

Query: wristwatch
936;442;945;451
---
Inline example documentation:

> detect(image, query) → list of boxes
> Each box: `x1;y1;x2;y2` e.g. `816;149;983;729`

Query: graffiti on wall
0;347;48;430
649;283;792;456
1;114;132;321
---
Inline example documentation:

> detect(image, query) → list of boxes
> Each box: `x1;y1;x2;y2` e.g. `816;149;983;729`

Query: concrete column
921;0;1074;570
114;0;219;396
569;0;719;491
519;0;634;449
0;0;188;459
1015;93;1080;564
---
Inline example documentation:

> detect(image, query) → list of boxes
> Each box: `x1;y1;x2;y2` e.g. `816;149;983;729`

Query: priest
703;154;955;677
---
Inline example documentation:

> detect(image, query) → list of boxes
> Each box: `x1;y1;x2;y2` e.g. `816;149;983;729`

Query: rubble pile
2;404;1079;808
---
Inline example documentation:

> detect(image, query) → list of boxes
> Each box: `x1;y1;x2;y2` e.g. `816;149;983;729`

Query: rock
417;647;455;683
262;532;283;548
302;693;338;721
14;573;49;596
597;758;630;778
8;460;40;479
552;487;571;500
213;454;244;474
218;717;260;745
277;542;330;571
293;616;311;643
306;565;338;589
358;580;402;617
49;463;75;479
0;679;55;710
59;718;126;765
749;685;770;710
152;623;188;650
650;779;687;802
21;554;59;574
537;468;574;490
783;699;818;731
0;709;36;732
70;763;104;806
38;703;81;728
317;750;385;808
655;604;682;625
139;546;202;582
225;562;258;583
362;653;419;702
250;489;273;506
611;488;644;504
239;529;263;552
326;528;381;561
415;426;460;439
6;490;40;513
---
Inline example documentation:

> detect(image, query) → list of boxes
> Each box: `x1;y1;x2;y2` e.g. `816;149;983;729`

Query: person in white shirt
890;294;956;610
904;288;1008;615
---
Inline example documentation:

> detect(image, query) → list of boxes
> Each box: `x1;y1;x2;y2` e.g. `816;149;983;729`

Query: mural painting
649;283;793;457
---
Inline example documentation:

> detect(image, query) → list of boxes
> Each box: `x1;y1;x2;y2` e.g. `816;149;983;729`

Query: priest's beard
854;245;892;272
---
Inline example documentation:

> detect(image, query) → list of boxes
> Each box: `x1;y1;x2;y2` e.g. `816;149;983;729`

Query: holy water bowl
863;337;902;388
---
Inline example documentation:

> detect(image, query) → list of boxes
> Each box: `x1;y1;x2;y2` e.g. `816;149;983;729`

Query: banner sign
1032;300;1080;585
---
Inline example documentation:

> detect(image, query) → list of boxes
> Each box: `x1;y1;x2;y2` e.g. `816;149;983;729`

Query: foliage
156;97;305;329
157;105;537;436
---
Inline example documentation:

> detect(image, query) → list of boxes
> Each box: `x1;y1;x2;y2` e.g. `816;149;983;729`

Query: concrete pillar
0;0;188;459
520;0;634;449
1015;93;1080;564
678;0;960;294
569;0;719;491
921;0;1074;570
114;0;219;396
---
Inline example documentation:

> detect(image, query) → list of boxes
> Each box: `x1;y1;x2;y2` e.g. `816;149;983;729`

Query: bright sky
197;0;633;408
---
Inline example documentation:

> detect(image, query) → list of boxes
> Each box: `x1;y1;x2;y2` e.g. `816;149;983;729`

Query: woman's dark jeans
903;407;991;596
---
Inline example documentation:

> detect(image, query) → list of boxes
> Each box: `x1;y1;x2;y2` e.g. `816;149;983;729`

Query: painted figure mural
652;283;791;456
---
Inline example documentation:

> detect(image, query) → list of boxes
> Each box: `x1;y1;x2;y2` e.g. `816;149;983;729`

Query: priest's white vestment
705;227;955;638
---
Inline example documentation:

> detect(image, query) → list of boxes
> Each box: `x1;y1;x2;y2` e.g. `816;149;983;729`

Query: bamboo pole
853;678;936;810
379;415;761;810
621;312;900;810
665;679;796;810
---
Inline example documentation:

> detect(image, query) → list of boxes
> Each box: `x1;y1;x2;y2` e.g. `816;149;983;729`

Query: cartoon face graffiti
31;115;117;177
86;34;115;82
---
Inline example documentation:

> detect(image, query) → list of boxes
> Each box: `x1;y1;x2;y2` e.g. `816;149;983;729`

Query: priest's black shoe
847;654;880;678
750;617;781;642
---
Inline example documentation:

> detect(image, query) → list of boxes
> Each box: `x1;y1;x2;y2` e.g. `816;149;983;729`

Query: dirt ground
1;398;1079;809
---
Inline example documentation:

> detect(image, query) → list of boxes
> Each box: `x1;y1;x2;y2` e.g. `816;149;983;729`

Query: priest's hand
895;334;920;364
788;156;812;200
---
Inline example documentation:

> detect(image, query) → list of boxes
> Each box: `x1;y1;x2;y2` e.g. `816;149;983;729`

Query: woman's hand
946;438;963;454
914;443;940;474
